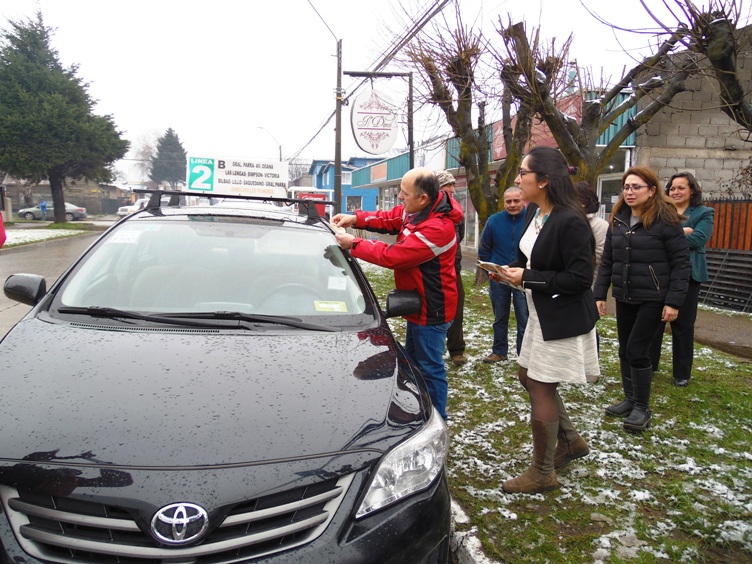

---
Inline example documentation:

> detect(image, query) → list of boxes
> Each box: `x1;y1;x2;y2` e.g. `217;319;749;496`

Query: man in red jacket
333;167;463;420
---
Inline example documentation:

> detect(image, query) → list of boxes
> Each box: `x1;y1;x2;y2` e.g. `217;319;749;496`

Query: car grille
0;473;354;563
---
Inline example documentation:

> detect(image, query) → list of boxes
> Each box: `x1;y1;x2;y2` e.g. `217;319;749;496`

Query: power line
289;0;450;161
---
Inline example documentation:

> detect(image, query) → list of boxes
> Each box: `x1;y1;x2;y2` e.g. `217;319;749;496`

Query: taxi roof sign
186;156;288;198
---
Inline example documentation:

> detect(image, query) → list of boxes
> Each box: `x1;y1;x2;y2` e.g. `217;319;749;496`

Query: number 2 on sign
190;165;212;190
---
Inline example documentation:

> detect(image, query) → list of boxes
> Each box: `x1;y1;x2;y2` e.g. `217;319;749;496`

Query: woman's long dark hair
666;171;703;207
575;181;600;214
525;146;584;217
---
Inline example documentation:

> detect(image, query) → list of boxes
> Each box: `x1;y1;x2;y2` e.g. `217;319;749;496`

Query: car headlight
356;408;448;518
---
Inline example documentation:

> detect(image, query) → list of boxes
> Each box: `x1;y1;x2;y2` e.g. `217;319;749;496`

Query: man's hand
488;272;504;283
331;213;357;228
336;232;356;249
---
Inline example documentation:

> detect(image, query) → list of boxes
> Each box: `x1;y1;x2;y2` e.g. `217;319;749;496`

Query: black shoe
623;407;652;432
674;379;689;387
605;399;633;418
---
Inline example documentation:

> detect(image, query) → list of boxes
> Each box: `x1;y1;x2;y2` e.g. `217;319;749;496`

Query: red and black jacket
349;191;463;326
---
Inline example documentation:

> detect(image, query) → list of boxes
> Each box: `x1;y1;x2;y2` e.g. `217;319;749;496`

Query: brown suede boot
502;419;559;494
553;392;590;468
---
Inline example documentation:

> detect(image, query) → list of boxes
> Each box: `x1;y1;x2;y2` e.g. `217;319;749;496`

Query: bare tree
132;132;158;181
498;19;698;187
636;0;752;138
405;2;533;228
288;158;311;185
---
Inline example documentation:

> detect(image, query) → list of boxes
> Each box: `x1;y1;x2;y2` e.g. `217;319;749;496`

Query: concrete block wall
634;27;752;198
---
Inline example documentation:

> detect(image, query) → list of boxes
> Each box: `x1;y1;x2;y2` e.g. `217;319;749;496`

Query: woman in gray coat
594;166;690;432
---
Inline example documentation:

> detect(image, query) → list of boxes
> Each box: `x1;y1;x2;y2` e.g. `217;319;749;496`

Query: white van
116;198;150;217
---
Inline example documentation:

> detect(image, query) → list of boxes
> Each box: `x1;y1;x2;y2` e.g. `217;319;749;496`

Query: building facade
306;157;382;214
635;26;752;198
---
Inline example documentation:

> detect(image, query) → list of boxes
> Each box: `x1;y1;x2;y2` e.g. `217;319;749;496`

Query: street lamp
257;127;282;162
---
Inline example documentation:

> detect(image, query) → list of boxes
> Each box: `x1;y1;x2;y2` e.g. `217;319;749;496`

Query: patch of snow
717;520;752;550
4;229;82;246
629;489;653;502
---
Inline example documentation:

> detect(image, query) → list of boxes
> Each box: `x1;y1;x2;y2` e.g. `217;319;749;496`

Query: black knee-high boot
605;359;633;417
624;366;653;432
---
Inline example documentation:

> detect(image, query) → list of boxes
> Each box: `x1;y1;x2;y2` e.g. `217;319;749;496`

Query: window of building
599;148;631;174
342;171;352;185
346;196;362;212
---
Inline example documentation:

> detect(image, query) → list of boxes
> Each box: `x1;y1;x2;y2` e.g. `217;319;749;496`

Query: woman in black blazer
497;147;600;494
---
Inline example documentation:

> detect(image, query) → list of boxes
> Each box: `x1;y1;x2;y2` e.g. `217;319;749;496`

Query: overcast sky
3;0;745;184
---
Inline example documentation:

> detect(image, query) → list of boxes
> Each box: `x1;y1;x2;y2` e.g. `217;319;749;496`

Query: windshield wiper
57;306;245;328
166;311;338;332
58;307;338;332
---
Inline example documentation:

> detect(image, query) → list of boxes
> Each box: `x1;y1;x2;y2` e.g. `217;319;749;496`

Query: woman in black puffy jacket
594;166;690;432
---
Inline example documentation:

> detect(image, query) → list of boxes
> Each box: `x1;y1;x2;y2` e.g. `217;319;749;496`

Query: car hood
0;318;425;468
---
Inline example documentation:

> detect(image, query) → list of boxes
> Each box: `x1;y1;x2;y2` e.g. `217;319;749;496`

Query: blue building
308;157;381;214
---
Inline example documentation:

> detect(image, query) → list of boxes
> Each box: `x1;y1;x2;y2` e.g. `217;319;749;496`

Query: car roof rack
133;189;335;221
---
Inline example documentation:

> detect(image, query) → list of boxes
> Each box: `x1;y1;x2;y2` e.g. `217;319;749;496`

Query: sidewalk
693;305;752;360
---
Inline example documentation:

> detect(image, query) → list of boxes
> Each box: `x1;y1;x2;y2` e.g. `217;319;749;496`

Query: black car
0;193;451;563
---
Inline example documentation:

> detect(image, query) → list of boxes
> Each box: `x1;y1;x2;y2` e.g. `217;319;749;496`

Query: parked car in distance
0;192;451;564
116;197;150;217
17;202;87;221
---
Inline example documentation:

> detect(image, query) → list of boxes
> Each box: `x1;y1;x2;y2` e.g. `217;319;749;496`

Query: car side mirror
385;289;422;319
4;274;47;306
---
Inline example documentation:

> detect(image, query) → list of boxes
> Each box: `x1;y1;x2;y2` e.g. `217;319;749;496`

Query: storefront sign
351;90;399;155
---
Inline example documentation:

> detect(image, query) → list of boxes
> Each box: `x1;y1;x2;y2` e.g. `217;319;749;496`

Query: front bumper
0;464;450;564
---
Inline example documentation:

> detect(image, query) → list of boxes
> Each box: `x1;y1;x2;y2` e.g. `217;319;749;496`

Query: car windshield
56;216;370;322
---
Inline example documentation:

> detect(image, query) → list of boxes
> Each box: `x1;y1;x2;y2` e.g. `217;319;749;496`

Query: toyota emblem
151;503;209;545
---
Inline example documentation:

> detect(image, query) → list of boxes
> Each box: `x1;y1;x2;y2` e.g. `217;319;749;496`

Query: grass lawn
363;263;752;563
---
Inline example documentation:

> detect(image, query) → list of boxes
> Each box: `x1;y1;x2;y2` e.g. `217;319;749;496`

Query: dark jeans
446;265;465;356
650;279;702;380
615;300;665;369
489;281;528;356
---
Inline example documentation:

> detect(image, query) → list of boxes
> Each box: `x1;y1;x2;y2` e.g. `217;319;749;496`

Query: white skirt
517;290;600;384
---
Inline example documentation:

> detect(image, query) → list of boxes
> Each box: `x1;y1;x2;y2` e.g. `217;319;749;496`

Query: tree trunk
706;19;752;133
48;168;67;223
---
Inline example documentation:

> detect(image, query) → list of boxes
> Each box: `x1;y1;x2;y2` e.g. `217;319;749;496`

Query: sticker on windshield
108;231;142;244
314;301;348;313
108;225;161;244
328;276;348;291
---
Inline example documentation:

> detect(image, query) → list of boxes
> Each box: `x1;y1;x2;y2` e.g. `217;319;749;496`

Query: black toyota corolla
0;194;450;563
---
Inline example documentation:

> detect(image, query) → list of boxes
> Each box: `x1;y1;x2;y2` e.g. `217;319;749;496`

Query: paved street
0;233;100;337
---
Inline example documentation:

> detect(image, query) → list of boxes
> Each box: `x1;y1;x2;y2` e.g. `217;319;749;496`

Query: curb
450;500;499;564
0;231;100;255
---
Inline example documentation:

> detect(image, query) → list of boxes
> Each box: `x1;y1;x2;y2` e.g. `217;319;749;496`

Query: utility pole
343;71;414;168
334;39;343;214
257;127;282;162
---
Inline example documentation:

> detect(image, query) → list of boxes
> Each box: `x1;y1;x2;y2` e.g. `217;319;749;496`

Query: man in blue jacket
478;187;529;362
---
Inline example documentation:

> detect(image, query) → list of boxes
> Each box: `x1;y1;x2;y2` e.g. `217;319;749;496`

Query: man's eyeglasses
622;184;649;193
518;169;536;177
